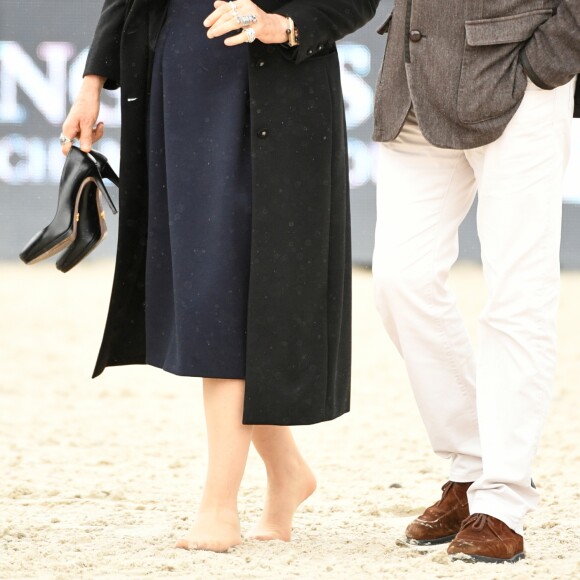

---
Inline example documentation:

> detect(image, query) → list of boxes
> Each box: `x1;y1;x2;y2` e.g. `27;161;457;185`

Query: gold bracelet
285;16;300;47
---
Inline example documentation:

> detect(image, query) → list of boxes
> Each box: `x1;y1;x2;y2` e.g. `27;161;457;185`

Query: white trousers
373;79;576;535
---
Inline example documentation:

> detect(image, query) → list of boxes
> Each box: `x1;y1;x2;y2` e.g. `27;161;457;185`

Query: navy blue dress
146;0;252;378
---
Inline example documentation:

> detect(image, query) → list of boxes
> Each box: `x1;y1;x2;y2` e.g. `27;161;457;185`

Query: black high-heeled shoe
19;147;118;265
55;181;108;273
54;149;119;272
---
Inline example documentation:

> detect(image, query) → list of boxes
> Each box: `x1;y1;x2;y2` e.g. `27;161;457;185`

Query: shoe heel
93;173;118;215
100;162;120;188
88;149;120;187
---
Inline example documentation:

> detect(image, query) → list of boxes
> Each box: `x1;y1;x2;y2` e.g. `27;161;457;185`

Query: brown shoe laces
437;481;453;504
460;513;505;541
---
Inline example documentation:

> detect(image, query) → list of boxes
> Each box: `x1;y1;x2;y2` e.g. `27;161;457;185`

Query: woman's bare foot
249;462;317;542
175;509;242;552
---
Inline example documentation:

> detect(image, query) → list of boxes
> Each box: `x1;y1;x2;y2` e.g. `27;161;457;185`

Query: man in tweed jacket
372;0;579;563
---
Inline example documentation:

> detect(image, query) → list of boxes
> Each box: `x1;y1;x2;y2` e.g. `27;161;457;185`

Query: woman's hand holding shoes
60;75;106;156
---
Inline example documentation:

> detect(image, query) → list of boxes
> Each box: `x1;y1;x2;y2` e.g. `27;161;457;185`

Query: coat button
409;30;423;42
256;59;265;68
258;129;268;139
307;48;314;55
317;43;324;51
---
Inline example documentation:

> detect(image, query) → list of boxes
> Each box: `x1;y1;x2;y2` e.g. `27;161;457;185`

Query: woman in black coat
61;0;379;552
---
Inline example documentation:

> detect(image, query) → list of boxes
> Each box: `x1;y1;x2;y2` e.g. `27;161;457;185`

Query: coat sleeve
277;0;381;63
520;0;580;90
83;0;128;90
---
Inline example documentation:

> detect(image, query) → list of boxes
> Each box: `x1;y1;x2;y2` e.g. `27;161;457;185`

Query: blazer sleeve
83;0;128;90
277;0;381;63
520;0;580;90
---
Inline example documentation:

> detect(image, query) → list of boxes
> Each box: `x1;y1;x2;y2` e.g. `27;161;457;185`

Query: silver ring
59;133;74;145
244;27;256;43
237;14;258;27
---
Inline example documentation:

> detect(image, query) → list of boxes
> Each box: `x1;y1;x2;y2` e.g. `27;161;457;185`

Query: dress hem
145;359;245;381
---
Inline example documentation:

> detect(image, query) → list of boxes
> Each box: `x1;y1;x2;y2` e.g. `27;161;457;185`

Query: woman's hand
60;75;106;155
204;0;288;46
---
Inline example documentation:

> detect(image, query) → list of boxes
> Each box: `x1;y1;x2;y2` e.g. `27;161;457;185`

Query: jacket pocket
457;9;553;124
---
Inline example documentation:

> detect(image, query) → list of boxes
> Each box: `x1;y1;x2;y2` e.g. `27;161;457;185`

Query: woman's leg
249;426;317;541
176;378;253;552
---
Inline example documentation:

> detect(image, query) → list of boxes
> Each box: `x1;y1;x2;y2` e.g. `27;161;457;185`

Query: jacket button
256;59;265;68
317;43;324;51
409;30;423;42
307;48;314;55
258;129;268;139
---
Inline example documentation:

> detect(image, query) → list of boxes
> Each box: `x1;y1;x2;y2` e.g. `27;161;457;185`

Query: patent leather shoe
19;147;117;265
55;181;108;273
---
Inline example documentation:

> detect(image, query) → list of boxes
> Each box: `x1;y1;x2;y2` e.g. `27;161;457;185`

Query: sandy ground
0;260;579;580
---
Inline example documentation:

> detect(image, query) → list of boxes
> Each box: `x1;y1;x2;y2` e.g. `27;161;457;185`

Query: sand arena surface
0;261;579;579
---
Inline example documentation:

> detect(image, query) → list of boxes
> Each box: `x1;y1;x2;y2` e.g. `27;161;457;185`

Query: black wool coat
84;0;380;425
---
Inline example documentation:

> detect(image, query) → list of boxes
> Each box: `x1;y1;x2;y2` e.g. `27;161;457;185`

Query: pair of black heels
19;146;119;272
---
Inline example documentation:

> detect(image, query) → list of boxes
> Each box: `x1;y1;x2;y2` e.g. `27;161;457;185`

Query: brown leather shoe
447;513;525;563
405;481;472;545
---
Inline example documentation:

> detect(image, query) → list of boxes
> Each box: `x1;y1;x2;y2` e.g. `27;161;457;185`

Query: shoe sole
402;533;457;546
449;551;525;564
20;231;75;265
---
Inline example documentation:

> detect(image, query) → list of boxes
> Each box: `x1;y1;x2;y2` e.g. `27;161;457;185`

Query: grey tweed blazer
373;0;580;149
